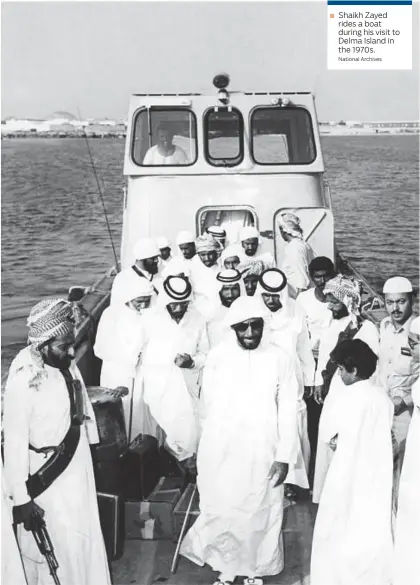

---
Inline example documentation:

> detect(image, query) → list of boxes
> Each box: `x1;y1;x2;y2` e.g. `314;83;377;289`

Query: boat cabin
121;74;334;270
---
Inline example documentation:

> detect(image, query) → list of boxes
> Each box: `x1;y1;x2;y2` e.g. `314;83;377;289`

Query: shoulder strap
131;265;159;295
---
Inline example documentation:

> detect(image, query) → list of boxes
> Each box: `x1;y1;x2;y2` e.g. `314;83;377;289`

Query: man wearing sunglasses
181;296;299;585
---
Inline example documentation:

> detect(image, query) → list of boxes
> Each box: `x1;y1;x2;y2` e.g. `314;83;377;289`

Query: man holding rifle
3;298;111;585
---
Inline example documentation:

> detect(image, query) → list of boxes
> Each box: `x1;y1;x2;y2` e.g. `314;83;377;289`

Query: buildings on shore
1;111;419;138
1;111;127;138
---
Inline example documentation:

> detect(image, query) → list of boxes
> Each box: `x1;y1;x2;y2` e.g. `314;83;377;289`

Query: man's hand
392;396;407;416
111;386;129;399
174;353;194;369
304;386;313;399
314;385;325;405
267;462;289;487
13;501;44;532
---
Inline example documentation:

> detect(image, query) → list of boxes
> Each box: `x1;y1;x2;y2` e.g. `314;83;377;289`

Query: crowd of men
2;211;419;585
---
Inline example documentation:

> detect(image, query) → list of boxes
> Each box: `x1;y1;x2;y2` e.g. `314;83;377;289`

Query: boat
69;74;389;584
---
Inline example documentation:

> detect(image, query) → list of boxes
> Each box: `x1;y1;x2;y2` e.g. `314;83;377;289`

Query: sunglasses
232;318;264;333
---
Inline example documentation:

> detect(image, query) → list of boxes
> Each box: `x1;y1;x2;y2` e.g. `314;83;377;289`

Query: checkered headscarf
27;298;75;347
324;275;362;322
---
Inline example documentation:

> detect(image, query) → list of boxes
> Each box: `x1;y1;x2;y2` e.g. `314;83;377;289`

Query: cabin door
274;207;335;265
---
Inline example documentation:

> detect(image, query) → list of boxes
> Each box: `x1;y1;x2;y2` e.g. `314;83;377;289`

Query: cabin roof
132;91;313;97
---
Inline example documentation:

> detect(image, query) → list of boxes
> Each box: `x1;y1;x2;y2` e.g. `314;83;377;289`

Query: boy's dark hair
309;256;335;276
330;339;378;380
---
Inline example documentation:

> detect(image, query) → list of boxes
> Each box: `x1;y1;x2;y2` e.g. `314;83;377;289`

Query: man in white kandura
190;233;223;319
110;237;161;303
207;269;244;349
94;273;158;442
312;274;379;503
142;124;188;165
311;339;394;585
3;299;111;585
239;225;275;268
258;268;314;494
181;296;299;585
140;275;209;462
278;212;315;298
393;316;420;585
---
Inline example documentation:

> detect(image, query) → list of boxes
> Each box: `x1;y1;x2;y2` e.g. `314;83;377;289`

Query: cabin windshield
132;108;197;166
250;107;316;165
204;108;244;167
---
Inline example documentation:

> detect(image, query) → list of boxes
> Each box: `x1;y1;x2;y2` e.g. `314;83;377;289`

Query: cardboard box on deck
125;477;183;540
172;482;200;543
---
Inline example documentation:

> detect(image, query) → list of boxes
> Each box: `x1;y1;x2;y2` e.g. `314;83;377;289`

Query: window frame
203;106;244;168
249;105;317;166
131;106;198;167
196;205;258;237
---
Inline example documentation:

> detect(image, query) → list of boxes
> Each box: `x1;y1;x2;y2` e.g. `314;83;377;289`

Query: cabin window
132;108;197;166
204;108;244;167
250;107;316;165
197;207;257;244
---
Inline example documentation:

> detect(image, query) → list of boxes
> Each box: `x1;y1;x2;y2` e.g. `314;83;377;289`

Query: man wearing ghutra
190;233;223;319
110;237;161;304
239;226;275;268
207;269;245;348
206;225;227;249
3;298;111;585
278;212;315;298
258;268;314;495
94;274;158;442
312;275;380;503
181;296;299;585
140;275;209;462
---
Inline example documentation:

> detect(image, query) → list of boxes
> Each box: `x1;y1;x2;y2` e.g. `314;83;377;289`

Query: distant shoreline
1;130;419;140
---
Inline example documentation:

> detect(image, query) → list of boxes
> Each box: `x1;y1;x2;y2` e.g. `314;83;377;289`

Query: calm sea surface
1;136;419;380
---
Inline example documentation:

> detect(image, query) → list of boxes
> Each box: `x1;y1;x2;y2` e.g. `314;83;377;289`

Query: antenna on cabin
77;107;120;272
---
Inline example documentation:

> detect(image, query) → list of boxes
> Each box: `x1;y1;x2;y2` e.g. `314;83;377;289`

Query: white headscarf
239;225;260;243
224;295;269;328
256;268;294;324
111;269;156;306
176;230;195;247
220;244;245;268
279;212;304;240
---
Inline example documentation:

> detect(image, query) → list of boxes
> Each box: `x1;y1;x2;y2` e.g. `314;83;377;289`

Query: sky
1;1;419;121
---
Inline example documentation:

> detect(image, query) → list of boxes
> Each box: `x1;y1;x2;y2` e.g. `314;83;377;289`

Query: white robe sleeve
3;371;32;506
198;350;218;436
192;324;210;370
297;318;316;386
275;355;299;464
282;241;311;293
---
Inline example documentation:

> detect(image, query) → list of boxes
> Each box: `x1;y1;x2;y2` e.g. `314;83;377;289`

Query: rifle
31;513;61;585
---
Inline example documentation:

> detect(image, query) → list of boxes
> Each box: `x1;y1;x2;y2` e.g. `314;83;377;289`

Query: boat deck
111;498;316;585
